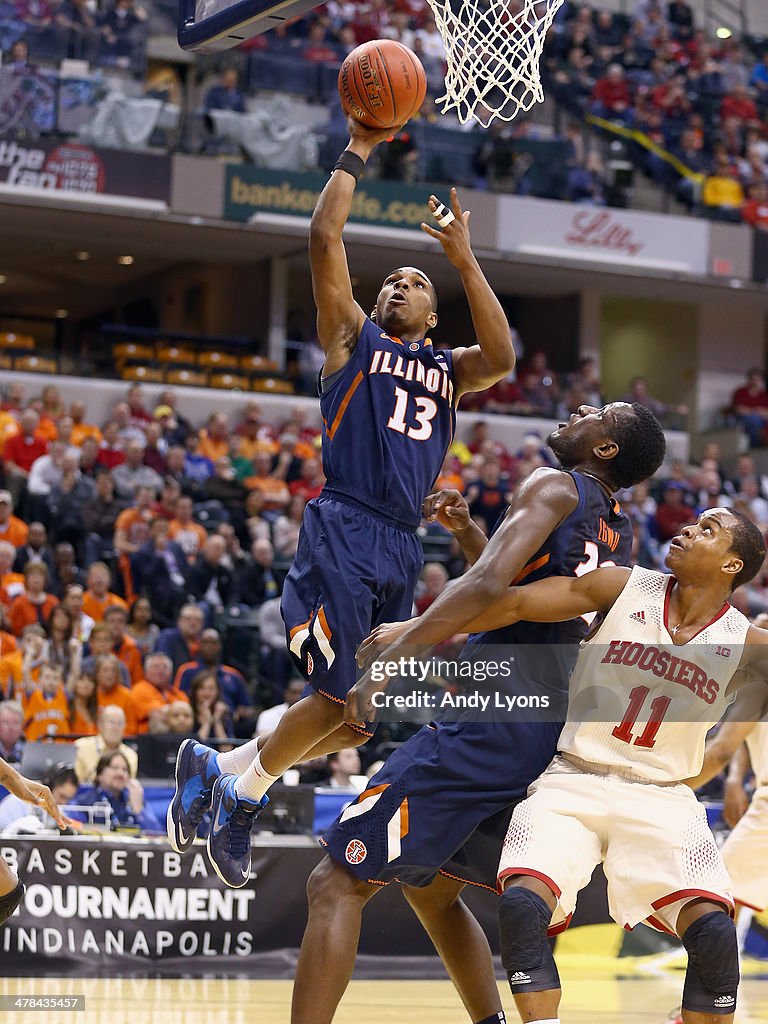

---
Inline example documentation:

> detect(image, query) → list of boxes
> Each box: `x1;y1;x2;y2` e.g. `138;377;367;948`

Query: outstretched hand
346;116;406;155
421;188;473;269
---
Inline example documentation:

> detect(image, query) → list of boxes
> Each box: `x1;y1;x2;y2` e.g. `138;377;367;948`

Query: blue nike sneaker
207;774;267;888
167;739;221;853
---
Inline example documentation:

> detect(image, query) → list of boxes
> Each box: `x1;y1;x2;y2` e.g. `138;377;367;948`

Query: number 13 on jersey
387;386;437;441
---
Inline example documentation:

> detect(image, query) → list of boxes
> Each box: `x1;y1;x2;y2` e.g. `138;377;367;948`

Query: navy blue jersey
320;318;457;528
442;470;634;717
472;470;632;648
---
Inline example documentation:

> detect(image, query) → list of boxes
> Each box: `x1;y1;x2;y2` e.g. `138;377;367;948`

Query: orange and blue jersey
279;319;458;721
319;317;456;528
321;472;635;886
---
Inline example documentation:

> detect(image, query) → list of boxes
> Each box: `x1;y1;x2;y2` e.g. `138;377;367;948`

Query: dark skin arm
422;488;488;565
348;469;581;722
309;119;399;377
421;189;515;397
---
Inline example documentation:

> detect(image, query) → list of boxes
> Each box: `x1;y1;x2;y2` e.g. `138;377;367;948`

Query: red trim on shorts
318;837;328;847
651;888;734;917
645;913;677;936
497;868;562;899
366;877;391;887
547;912;573;937
735;897;765;912
437;868;499;895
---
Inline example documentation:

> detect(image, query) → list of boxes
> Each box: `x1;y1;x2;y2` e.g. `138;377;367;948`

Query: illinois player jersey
320;318;456;527
560;565;751;782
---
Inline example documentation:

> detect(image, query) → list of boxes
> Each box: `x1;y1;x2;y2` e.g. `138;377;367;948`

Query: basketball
337;39;427;130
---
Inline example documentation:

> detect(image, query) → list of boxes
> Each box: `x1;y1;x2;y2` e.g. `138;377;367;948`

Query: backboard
178;0;321;52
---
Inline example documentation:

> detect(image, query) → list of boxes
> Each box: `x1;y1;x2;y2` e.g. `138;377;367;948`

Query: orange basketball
338;40;427;130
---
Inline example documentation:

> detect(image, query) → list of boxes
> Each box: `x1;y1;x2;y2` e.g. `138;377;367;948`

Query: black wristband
333;150;365;182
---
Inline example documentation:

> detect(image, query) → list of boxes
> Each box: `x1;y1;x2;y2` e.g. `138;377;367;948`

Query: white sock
217;738;262;775
234;751;280;802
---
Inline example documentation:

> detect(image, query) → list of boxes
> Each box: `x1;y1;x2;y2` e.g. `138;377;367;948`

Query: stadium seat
113;341;154;364
199;351;239;370
210;372;251;390
120;363;164;383
0;353;12;370
240;354;279;373
158;345;199;365
166;368;208;386
14;354;57;374
0;332;35;350
194;500;229;531
252;377;295;394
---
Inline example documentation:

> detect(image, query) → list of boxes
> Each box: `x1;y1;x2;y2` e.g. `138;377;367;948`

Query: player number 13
387;386;437;441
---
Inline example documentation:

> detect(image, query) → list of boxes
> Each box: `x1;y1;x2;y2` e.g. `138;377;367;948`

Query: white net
425;0;566;127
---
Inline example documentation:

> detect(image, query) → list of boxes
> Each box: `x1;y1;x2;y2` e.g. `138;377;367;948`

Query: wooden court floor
2;959;768;1024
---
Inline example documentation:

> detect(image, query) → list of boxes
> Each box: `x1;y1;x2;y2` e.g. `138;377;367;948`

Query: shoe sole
206;777;252;890
167;738;196;854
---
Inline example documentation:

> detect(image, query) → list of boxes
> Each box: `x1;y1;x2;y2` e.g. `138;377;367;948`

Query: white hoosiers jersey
559;566;750;783
746;722;768;787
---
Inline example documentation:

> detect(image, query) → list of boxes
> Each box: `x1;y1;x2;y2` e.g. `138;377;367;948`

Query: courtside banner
496;196;709;275
0;836;261;972
0;138;170;201
224;166;432;230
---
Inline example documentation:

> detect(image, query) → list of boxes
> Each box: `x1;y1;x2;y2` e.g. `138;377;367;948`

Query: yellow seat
0;353;12;369
240;354;279;373
120;364;164;383
166;368;208;387
251;377;294;394
158;346;198;365
14;354;57;373
210;372;250;390
0;332;35;350
114;342;154;363
199;351;239;370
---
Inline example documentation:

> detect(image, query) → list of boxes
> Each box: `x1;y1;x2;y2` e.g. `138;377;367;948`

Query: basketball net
425;0;565;127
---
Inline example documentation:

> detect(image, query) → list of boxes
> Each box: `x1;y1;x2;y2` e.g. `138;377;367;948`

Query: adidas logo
713;995;735;1008
630;610;646;624
508;972;532;985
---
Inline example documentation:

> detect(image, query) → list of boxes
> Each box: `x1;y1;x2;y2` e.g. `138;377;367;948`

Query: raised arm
0;756;69;828
421;188;515;397
309;119;397;376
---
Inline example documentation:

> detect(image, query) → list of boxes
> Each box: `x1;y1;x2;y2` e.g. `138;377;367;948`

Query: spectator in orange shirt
92;654;138;735
68;672;98;737
435;455;465;493
82;624;131;687
0;625;45;701
69;400;102;447
245;452;291;514
9;563;58;637
168;495;208;562
132;652;190;734
82;563;128;623
103;605;142;685
0;408;19;455
22;663;69;742
198;412;231;463
0;491;28;549
113;486;155;556
0;540;25;606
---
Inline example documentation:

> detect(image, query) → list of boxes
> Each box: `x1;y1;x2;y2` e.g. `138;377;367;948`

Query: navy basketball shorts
321;719;564;887
280;495;423;734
